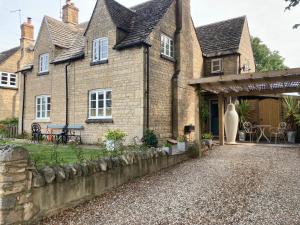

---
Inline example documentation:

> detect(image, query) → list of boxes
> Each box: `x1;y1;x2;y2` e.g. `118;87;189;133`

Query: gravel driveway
39;144;300;225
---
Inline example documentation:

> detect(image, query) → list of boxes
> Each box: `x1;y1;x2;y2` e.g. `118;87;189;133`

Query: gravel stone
37;145;300;225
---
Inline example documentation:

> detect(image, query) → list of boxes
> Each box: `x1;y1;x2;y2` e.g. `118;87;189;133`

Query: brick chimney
62;0;79;25
21;17;34;41
18;17;34;70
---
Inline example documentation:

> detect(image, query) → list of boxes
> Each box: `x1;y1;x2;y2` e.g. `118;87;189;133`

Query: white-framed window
0;72;17;88
92;37;109;62
89;89;112;119
36;96;51;119
160;34;174;58
211;58;223;73
39;53;49;73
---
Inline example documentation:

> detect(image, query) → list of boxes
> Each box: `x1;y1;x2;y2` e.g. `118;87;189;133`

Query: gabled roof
45;16;84;49
115;0;174;49
196;16;246;57
0;46;20;65
53;0;175;64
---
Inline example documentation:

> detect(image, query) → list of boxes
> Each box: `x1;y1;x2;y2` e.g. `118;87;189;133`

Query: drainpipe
65;61;71;133
171;0;183;139
144;46;150;130
21;71;27;134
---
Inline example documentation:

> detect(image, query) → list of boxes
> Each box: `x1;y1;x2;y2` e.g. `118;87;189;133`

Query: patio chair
270;122;287;144
31;123;42;143
243;122;257;143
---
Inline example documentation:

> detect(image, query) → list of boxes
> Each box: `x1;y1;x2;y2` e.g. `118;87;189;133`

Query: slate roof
0;46;20;65
53;0;175;64
116;0;174;49
196;16;246;57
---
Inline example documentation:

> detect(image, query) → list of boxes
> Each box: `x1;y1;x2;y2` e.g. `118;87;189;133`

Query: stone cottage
195;16;256;136
0;18;34;121
19;0;202;144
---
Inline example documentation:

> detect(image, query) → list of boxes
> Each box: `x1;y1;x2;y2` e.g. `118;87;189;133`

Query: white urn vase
224;103;239;144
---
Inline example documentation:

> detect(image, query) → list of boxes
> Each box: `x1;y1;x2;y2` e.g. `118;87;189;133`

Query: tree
285;0;300;28
251;37;287;72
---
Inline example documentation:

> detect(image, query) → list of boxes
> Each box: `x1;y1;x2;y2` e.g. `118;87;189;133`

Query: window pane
106;99;112;108
1;73;8;85
90;109;96;117
37;98;41;105
98;108;104;116
100;38;108;60
91;93;96;101
106;91;111;100
106;108;112;116
99;100;104;108
91;100;96;109
98;93;104;100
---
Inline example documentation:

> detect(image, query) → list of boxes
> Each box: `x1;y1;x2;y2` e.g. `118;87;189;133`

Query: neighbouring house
196;16;285;136
19;0;202;144
0;18;34;122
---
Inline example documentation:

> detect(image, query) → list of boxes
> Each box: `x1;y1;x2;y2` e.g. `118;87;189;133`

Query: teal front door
210;100;219;136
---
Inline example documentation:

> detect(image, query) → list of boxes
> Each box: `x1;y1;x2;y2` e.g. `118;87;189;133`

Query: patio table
254;125;272;143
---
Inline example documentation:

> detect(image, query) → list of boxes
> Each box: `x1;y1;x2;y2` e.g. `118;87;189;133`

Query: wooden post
194;88;201;144
218;94;225;146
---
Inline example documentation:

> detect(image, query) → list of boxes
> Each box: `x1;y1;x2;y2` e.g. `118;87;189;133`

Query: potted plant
104;129;127;151
236;100;250;141
162;142;172;155
284;96;299;143
177;135;187;152
202;133;213;150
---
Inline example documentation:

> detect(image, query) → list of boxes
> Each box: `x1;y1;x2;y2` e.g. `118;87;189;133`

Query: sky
0;0;299;68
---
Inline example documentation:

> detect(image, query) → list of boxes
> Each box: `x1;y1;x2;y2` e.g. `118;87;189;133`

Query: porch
190;68;300;145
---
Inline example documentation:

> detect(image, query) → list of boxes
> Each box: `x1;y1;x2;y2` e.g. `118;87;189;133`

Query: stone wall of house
0;50;20;121
22;0;145;144
148;0;203;139
239;19;256;73
0;145;188;225
203;55;239;77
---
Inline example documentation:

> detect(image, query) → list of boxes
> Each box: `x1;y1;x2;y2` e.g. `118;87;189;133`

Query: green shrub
202;133;213;140
104;129;127;141
177;135;187;142
142;129;158;148
163;142;172;148
187;143;200;159
0;118;18;126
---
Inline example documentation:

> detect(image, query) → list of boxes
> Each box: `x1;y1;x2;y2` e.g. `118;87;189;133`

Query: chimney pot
27;17;32;24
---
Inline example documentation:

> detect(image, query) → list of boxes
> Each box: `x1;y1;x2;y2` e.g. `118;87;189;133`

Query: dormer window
161;34;174;58
92;37;108;63
39;53;49;74
211;58;223;74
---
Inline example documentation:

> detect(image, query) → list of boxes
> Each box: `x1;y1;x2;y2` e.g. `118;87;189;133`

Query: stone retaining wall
0;146;188;225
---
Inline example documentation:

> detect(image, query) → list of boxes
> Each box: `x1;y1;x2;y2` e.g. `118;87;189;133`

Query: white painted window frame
160;34;174;58
88;89;112;119
211;58;223;74
39;53;49;73
0;72;17;88
36;95;51;120
92;37;109;62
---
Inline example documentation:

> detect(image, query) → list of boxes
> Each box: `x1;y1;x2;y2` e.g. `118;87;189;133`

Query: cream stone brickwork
0;51;20;120
239;18;256;73
21;0;203;144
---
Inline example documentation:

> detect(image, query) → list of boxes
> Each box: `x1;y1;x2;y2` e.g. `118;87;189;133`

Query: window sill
90;59;109;66
86;118;113;124
37;71;49;76
160;54;176;63
34;119;51;123
210;72;224;76
0;86;18;90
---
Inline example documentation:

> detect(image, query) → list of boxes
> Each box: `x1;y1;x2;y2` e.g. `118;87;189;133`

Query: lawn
0;140;121;168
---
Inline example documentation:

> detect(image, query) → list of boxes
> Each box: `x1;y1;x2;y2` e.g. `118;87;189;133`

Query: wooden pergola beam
189;68;300;85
